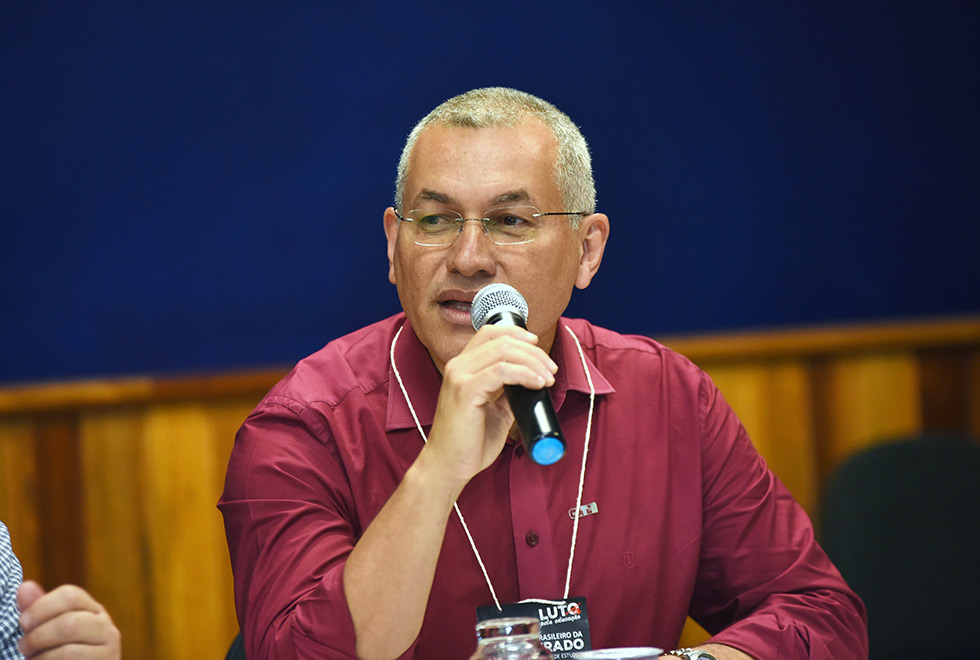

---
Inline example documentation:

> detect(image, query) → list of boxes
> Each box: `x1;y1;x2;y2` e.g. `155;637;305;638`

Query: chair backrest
224;631;246;660
821;433;980;660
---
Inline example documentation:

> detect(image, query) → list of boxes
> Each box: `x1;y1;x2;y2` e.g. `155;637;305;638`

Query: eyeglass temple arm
532;211;590;218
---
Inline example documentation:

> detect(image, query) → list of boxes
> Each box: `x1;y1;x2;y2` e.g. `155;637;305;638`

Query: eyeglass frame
391;206;591;246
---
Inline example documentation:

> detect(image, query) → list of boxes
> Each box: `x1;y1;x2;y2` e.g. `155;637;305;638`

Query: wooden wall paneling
33;414;86;589
757;360;819;515
141;402;239;660
917;347;974;433
0;418;41;579
968;350;980;439
677;616;710;649
811;351;922;483
80;409;154;660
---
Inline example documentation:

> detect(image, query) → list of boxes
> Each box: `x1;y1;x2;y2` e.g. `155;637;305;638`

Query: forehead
404;119;560;208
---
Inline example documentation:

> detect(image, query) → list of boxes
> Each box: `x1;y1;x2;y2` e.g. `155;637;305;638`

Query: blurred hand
17;580;121;660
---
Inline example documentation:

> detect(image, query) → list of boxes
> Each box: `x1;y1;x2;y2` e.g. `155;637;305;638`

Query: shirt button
525;530;539;547
515;445;525;457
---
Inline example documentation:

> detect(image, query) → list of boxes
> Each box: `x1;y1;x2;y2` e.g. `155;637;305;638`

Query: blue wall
2;2;978;384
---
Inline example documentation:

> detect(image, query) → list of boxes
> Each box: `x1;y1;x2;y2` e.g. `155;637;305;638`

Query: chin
438;337;471;369
415;325;472;373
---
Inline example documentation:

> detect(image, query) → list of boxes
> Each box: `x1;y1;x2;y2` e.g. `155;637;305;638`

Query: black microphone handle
505;383;566;456
486;309;566;464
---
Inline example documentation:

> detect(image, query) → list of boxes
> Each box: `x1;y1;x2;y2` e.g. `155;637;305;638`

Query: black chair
225;631;246;660
820;433;980;660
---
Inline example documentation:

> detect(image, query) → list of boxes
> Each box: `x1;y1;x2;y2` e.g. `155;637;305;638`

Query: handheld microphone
470;283;566;466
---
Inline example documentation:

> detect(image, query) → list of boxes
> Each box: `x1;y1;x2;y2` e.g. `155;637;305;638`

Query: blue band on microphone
531;436;565;465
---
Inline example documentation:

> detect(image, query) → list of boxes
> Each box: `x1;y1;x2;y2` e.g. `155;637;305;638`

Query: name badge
477;597;591;659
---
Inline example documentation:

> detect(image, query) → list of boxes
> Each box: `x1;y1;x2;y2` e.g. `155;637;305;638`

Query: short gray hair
394;87;595;225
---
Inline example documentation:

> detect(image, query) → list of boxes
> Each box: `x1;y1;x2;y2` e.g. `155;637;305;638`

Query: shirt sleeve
218;396;416;660
689;373;868;659
0;522;25;660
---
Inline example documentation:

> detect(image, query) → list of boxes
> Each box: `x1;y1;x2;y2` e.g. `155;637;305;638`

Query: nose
445;219;496;277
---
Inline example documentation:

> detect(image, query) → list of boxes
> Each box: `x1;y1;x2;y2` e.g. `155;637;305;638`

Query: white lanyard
389;322;597;610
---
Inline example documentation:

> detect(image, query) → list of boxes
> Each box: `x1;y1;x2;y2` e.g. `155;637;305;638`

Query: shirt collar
386;317;615;432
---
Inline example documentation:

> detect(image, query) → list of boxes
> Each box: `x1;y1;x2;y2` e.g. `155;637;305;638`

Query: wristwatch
664;649;717;660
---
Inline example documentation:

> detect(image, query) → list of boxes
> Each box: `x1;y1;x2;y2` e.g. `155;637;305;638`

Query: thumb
16;580;46;614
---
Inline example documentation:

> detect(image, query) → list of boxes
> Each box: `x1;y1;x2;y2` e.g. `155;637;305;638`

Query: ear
574;213;610;290
383;207;399;285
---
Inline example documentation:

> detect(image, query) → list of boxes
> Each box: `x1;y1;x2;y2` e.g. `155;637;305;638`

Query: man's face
384;119;592;372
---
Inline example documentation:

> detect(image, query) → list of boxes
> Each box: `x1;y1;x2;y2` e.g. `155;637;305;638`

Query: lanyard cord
389;322;596;611
561;323;596;599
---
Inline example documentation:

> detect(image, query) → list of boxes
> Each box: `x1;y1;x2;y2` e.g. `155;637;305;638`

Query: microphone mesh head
470;283;529;331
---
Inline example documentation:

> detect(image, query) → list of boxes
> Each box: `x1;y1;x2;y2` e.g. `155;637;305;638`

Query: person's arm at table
345;325;557;660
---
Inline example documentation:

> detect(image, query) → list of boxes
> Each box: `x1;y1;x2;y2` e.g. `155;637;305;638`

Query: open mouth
439;300;472;313
436;290;478;326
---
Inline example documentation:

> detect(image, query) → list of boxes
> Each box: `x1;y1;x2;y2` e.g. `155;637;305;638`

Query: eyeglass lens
405;206;540;245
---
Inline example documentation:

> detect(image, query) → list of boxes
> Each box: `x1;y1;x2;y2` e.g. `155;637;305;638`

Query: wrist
410;444;469;503
667;645;755;660
664;649;717;660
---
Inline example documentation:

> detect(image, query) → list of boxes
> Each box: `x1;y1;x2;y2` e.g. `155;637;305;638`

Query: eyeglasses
392;206;588;246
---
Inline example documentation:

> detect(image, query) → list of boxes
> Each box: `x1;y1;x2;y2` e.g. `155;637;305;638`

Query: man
220;87;868;660
1;521;120;660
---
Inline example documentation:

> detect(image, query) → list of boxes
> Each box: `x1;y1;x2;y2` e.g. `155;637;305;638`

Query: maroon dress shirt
219;314;867;659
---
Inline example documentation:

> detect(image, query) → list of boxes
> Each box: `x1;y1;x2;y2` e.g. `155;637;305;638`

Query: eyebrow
413;188;533;208
491;189;532;205
416;189;455;206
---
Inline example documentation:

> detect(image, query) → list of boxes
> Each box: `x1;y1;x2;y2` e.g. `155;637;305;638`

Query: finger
443;355;552;406
17;581;47;614
22;641;115;660
463;324;539;352
20;611;116;657
19;585;103;631
486;358;553;391
459;334;558;381
464;324;560;376
18;610;119;659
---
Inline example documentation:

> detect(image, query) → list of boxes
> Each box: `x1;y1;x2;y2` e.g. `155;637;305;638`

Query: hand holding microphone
470;283;566;465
